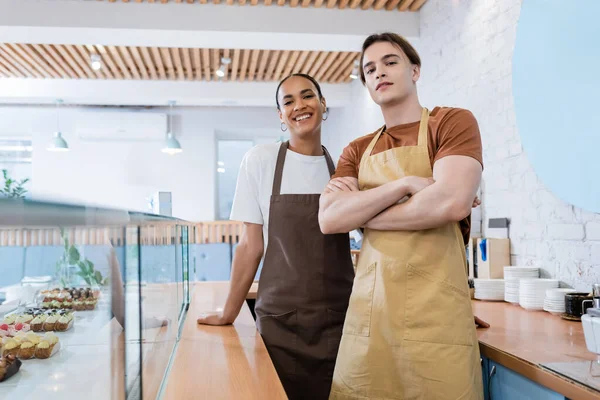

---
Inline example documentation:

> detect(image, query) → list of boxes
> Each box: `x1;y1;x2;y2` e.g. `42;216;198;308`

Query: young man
319;33;485;399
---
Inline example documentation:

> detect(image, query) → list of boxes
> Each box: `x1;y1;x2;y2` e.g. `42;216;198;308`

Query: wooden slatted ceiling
0;44;361;83
100;0;427;11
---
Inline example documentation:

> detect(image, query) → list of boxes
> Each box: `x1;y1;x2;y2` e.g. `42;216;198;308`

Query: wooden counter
473;300;600;400
162;282;286;400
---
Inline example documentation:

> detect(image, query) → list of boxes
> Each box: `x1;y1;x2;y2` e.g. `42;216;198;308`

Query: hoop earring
280;122;287;132
322;110;328;121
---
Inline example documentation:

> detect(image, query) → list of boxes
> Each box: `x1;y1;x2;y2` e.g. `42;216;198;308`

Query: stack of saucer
474;279;505;301
519;279;559;310
503;267;540;303
544;288;577;315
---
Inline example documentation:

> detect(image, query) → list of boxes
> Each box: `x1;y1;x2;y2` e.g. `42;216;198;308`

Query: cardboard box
476;238;510;279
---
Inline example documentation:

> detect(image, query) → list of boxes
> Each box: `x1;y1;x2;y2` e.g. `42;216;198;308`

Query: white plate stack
519;279;559;310
503;267;540;303
544;288;577;315
474;279;505;301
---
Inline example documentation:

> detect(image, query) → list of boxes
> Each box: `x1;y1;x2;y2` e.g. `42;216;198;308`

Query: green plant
56;228;109;287
0;169;29;199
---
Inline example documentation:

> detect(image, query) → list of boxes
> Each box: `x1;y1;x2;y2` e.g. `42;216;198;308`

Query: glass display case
0;198;191;400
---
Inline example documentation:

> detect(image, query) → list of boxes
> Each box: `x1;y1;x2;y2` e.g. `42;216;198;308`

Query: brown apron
255;141;355;400
330;108;484;400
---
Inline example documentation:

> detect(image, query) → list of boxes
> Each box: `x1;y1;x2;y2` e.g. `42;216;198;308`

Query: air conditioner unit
75;111;168;142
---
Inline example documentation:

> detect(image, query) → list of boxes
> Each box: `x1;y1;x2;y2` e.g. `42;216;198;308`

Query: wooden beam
322;51;350;82
119;46;141;79
182;48;193;80
308;51;328;77
277;0;285;5
338;0;349;8
314;0;324;6
229;0;236;4
86;45;113;79
212;48;221;80
96;44;122;79
170;47;185;80
202;48;210;81
150;47;166;80
160;47;176;79
139;46;158;80
0;53;25;78
281;50;300;78
384;0;401;10
192;48;202;80
373;0;387;9
247;49;260;81
398;0;415;11
129;46;149;79
293;50;310;74
11;44;59;78
222;49;230;81
75;45;104;79
0;44;43;78
301;0;311;6
55;45;88;79
348;0;361;8
272;50;290;81
409;0;427;11
314;51;338;81
264;50;280;81
361;0;375;9
230;48;240;81
250;0;258;5
107;45;133;79
326;0;337;8
290;0;299;6
238;49;250;82
39;44;77;79
264;0;272;4
66;44;97;79
256;50;269;81
0;58;12;77
334;53;358;83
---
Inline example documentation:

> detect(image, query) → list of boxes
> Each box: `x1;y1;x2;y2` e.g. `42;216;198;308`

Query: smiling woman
197;73;355;400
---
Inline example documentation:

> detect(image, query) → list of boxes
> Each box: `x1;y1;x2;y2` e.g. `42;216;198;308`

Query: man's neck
288;132;323;156
381;95;423;129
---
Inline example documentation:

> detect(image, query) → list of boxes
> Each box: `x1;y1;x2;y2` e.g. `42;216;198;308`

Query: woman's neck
288;132;323;156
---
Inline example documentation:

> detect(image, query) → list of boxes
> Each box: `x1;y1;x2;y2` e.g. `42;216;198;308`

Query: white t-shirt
230;142;331;249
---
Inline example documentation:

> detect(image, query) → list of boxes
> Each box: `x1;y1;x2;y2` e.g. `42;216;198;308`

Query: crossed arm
318;155;482;234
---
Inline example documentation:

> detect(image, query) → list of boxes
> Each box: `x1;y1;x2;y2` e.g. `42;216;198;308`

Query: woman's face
277;76;326;139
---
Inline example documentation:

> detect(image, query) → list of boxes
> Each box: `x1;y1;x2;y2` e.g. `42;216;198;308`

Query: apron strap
272;141;289;196
272;141;335;195
359;126;385;167
417;107;430;147
322;146;336;177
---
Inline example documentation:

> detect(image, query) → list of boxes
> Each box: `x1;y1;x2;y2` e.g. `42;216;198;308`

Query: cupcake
63;301;72;309
17;342;35;360
34;341;51;359
25;333;40;346
31;316;45;332
73;301;85;311
41;302;51;309
2;315;16;325
51;300;61;309
55;316;70;332
2;339;19;358
43;315;58;331
42;332;59;352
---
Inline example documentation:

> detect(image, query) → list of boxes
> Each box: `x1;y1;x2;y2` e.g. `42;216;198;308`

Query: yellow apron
330;108;483;400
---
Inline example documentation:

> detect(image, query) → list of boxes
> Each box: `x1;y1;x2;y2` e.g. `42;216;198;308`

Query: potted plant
56;228;109;288
0;169;29;199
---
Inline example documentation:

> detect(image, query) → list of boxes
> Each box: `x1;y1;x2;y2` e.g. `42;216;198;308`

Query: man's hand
197;312;233;326
324;177;359;193
403;176;435;196
474;316;490;329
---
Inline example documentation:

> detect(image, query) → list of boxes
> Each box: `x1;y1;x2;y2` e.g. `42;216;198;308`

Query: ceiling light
349;59;360;80
90;54;102;71
215;57;231;78
161;101;183;155
47;99;69;152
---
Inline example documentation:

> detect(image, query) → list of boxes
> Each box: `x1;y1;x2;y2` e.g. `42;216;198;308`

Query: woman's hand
197;312;233;326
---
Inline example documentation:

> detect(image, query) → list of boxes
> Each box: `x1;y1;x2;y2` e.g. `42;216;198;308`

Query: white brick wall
418;0;600;290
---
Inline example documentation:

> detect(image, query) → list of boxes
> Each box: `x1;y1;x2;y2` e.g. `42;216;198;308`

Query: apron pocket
257;309;299;376
343;261;376;337
403;264;475;347
326;308;346;362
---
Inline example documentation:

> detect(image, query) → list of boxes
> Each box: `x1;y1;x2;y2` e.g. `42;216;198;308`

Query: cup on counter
564;292;594;320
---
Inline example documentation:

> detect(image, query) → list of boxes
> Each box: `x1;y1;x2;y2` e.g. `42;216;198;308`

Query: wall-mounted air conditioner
75;111;167;142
